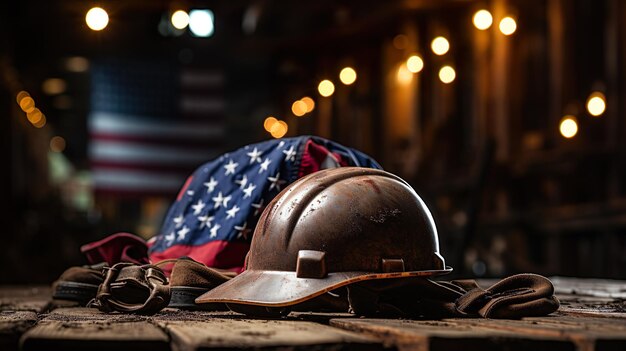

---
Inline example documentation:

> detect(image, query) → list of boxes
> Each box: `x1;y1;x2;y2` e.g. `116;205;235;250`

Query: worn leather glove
346;273;559;319
88;262;170;315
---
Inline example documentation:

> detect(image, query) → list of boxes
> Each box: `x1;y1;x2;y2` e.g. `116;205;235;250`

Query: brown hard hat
196;167;451;307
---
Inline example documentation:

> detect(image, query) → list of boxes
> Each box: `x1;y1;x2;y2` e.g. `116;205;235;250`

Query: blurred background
1;0;625;283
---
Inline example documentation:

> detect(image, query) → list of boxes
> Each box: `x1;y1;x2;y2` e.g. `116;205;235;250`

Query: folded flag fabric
148;135;381;272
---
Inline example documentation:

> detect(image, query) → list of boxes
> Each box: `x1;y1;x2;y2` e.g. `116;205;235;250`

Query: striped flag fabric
148;136;382;272
88;60;225;196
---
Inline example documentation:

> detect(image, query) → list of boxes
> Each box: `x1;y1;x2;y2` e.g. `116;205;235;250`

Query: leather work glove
88;262;170;315
346;273;560;319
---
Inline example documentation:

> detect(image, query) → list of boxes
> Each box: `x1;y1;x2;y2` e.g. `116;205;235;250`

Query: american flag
88;59;224;196
148;136;381;272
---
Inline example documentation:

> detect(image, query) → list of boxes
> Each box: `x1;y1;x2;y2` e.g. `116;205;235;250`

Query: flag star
186;190;195;197
251;198;265;216
282;146;296;162
268;172;286;191
246;147;263;164
198;213;214;229
212;192;232;209
235;222;252;239
177;225;190;241
243;183;256;198
191;199;206;215
173;214;184;228
203;177;218;193
224;159;239;175
165;231;175;244
226;205;241;219
278;141;285;148
234;174;248;189
210;224;221;238
259;158;271;174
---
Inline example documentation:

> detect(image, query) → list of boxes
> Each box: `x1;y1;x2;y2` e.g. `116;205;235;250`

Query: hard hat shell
196;167;451;307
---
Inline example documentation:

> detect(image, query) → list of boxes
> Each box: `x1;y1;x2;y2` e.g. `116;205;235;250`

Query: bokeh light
586;92;606;117
19;96;35;113
33;114;47;128
189;9;214;37
171;10;190;30
50;136;66;153
473;10;493;30
406;55;424;73
16;91;30;104
65;57;90;72
300;97;315;113
318;80;335;97
559;116;578;138
42;78;67;95
86;7;109;31
263;116;277;131
439;65;456;84
291;100;307;117
393;34;408;50
339;67;357;85
396;63;413;85
499;17;517;35
270;120;288;138
431;36;450;56
27;108;43;124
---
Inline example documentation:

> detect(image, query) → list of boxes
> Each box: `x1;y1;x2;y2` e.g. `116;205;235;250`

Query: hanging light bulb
559;116;578;138
86;7;109;31
473;10;493;30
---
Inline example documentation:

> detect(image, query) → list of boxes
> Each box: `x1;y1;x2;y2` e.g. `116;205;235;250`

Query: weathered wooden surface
0;277;625;351
20;308;169;351
0;286;51;313
331;318;578;351
157;318;384;351
0;311;37;351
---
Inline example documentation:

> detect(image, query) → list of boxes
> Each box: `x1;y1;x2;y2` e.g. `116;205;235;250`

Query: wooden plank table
0;276;624;351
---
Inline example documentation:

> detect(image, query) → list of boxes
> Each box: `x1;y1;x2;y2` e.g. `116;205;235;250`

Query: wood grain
330;318;577;351
158;318;385;351
20;308;169;351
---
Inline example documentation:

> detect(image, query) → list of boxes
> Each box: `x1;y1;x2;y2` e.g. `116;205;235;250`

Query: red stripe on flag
149;240;249;273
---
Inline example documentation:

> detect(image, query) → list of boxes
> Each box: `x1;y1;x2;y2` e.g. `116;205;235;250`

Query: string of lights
80;5;607;141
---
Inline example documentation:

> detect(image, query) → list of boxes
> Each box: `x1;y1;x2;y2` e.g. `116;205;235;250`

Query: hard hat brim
195;267;453;307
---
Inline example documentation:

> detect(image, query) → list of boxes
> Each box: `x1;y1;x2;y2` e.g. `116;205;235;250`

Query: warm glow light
86;7;109;31
473;10;493;30
586;92;606;117
339;67;357;85
19;96;35;113
393;34;408;50
33;114;46;128
189;9;214;37
292;100;307;117
499;17;517;35
65;57;90;72
318;80;335;97
50;136;66;153
439;65;456;84
406;55;424;73
270;120;288;138
16;91;30;104
27;108;43;124
171;10;190;29
300;97;315;112
42;78;67;95
263;116;277;131
559;116;578;138
431;36;450;56
396;63;413;85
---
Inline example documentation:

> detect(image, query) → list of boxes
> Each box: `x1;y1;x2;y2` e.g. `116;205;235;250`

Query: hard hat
196;167;451;308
